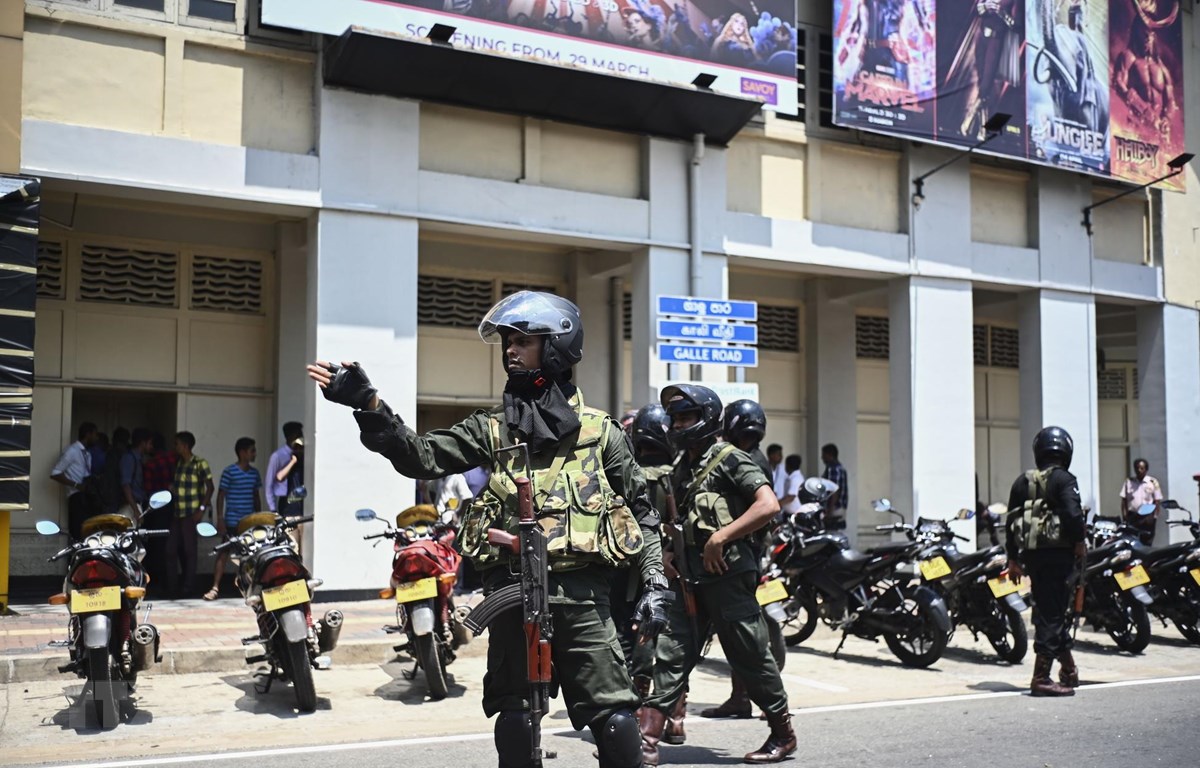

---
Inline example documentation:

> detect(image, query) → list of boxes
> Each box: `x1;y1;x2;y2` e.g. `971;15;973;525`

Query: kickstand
832;632;848;660
254;663;279;695
400;662;419;681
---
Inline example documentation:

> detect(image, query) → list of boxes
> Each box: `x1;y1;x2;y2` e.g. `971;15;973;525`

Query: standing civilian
435;471;473;525
266;422;303;515
99;427;130;514
778;454;805;515
168;431;213;598
821;443;849;530
50;422;99;540
206;437;263;600
141;431;177;590
1119;458;1163;545
766;443;786;499
88;431;109;482
119;428;152;520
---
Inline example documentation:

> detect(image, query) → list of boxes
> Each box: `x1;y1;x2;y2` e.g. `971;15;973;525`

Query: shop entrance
72;388;178;446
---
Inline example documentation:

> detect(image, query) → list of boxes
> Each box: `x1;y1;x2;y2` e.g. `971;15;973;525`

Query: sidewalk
0;592;485;683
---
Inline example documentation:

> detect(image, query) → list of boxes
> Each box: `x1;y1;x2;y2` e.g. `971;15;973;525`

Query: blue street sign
657;319;758;344
657;295;757;321
657;343;758;368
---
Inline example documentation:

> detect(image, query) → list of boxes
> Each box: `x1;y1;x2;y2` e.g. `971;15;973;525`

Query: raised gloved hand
316;361;377;411
632;571;673;644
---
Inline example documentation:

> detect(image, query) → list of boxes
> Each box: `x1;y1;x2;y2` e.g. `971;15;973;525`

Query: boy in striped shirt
205;437;264;600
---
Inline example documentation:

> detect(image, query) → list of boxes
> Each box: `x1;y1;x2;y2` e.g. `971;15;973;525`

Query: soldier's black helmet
630;403;673;457
478;291;583;377
661;384;723;447
722;399;767;447
1033;426;1074;470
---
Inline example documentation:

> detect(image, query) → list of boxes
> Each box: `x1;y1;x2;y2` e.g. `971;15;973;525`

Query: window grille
816;31;836;129
623;292;632;341
1132;367;1139;400
79;244;177;307
973;325;987;366
186;0;236;22
36;241;65;300
500;282;557;297
1098;369;1127;400
191;255;263;313
989;327;1020;368
758;304;799;353
417;276;494;328
855;315;889;359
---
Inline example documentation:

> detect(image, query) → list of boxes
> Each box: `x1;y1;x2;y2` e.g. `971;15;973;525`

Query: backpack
1008;469;1068;551
681;443;738;548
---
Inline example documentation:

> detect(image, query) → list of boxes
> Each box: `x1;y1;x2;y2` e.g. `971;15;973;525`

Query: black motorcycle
1078;515;1156;653
913;516;1028;663
213;490;342;713
36;491;207;728
764;498;951;668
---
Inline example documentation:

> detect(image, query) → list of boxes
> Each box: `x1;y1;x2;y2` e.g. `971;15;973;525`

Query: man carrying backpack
1005;425;1087;697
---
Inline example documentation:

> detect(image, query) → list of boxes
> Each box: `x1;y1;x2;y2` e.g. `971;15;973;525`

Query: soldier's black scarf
503;370;580;455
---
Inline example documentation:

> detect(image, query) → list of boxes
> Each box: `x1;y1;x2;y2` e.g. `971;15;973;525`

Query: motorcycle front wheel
884;597;948;668
780;588;819;647
86;646;121;729
283;637;318;713
1106;597;1151;654
414;633;448;700
985;602;1028;664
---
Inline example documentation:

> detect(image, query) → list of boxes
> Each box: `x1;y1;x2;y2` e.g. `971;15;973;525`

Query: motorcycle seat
1137;540;1196;566
946;545;1003;569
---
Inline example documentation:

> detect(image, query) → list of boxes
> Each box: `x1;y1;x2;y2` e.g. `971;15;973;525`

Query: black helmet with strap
661;384;723;448
1033;425;1074;470
478;291;584;377
722;399;767;447
630;403;672;458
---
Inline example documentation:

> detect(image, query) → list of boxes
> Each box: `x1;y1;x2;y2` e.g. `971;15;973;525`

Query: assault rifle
463;443;555;766
659;473;700;646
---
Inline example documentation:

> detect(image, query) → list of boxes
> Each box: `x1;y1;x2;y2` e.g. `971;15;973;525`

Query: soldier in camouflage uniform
308;291;671;768
641;385;796;765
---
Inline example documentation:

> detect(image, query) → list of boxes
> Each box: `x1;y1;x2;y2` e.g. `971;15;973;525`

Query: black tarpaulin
0;175;38;511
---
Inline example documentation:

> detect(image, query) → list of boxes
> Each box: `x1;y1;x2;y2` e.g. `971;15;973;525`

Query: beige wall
726;131;807;221
22;9;315;153
808;141;901;232
1091;189;1149;265
970;166;1030;248
0;3;23;173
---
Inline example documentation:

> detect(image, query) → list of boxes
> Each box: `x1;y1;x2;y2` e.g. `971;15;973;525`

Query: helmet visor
478;291;576;344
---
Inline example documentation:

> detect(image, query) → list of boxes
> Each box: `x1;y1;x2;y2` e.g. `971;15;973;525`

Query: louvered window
79;244;177;307
759;304;799;353
779;26;840;132
500;281;557;296
623;292;632;341
973;325;987;366
1132;367;1139;400
855;316;889;359
417;275;494;328
989;327;1019;368
1098;369;1127;400
36;241;65;300
191;255;263;314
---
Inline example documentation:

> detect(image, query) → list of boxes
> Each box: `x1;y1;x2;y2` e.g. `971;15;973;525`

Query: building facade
4;0;1199;591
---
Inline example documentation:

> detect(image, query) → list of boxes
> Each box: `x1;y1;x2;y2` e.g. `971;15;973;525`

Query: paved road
2;622;1197;768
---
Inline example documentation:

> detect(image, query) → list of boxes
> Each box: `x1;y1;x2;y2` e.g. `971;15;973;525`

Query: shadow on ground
219;672;333;717
370;660;467;704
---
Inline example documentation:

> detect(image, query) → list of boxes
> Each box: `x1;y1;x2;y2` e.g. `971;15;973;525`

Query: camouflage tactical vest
1008;469;1069;551
681;443;738;547
457;398;644;571
642;464;674;522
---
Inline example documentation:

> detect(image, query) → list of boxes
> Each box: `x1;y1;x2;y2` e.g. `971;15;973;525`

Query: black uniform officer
1005;425;1087;697
308;291;671;768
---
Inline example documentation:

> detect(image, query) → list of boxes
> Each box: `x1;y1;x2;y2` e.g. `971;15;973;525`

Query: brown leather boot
743;711;797;764
1057;650;1080;688
1030;654;1074;697
639;706;666;766
663;692;687;745
700;675;751;718
634;675;652;700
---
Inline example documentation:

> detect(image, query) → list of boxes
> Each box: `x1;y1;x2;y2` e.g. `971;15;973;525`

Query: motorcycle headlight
985;553;1007;570
1110;549;1132;564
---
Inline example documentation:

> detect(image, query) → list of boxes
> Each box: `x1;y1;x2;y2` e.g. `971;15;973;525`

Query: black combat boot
700;675;751;718
1057;650;1080;688
743;711;797;764
638;706;666;766
1030;654;1074;697
663;692;687;745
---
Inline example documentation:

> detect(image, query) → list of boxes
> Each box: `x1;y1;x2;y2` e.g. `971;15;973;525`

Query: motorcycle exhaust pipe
131;624;160;671
317;610;344;653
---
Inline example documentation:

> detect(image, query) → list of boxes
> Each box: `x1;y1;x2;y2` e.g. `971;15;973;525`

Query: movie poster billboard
262;0;798;114
832;0;938;138
832;0;1185;190
1108;0;1184;188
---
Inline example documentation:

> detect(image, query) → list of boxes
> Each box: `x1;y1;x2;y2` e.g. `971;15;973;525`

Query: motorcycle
36;490;207;728
913;515;1029;663
1078;509;1156;653
761;497;951;668
356;504;469;700
213;489;342;713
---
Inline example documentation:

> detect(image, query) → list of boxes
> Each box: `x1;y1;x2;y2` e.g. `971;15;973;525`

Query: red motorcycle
357;504;470;700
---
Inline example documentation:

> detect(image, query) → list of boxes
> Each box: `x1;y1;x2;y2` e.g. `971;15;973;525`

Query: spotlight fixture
911;113;1012;207
427;24;456;46
1081;151;1194;235
691;73;717;91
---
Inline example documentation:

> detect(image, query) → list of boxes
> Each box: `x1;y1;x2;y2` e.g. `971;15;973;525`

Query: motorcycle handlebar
284;515;314;528
954;534;970;542
363;532;389;541
212;539;239;554
47;546;74;562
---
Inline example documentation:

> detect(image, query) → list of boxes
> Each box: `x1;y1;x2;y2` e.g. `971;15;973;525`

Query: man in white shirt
50;422;100;540
778;454;806;514
435;472;473;525
767;443;787;499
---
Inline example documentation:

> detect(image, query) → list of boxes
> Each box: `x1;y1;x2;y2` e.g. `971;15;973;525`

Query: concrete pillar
307;89;421;592
1137;304;1200;542
804;279;857;505
275;221;309;438
889;277;976;540
1018;290;1101;514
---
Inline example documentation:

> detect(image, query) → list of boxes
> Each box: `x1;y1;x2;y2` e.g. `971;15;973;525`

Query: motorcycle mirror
872;498;892;514
355;508;378;522
148;490;173;510
955;508;975;520
196;522;218;538
1161;499;1179;510
35;520;61;536
1136;503;1156;517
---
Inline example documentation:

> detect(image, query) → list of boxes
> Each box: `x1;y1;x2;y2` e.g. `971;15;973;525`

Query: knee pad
594;709;642;768
495;711;533;768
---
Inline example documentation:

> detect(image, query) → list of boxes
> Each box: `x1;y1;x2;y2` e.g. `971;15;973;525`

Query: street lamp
911;113;1012;208
427;23;456;46
1081;152;1194;235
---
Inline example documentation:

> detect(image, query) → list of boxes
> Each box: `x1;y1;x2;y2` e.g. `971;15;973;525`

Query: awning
323;26;763;146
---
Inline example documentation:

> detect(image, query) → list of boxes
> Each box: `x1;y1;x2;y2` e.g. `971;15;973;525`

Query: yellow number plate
1114;564;1151;591
919;557;952;581
70;586;121;614
755;579;789;606
987;575;1020;598
1191;568;1200;587
395;577;438;603
262;579;310;611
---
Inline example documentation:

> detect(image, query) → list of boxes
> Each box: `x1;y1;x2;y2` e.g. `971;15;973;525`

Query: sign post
655;294;759;399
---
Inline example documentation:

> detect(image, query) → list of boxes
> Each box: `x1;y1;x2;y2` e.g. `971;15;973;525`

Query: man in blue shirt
206;437;263;600
821;442;849;531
